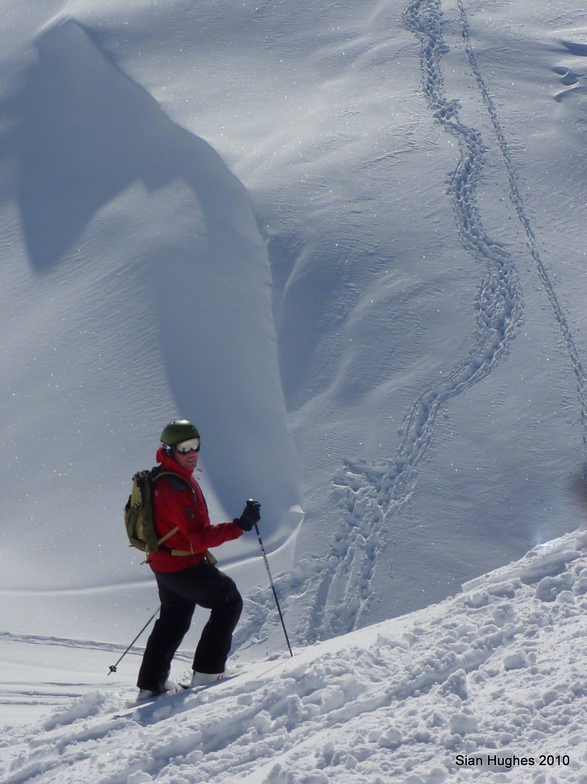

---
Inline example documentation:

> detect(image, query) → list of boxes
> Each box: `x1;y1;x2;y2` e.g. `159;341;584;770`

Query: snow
1;0;587;779
2;529;587;782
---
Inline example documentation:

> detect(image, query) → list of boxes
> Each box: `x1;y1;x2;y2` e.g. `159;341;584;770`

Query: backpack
124;467;188;554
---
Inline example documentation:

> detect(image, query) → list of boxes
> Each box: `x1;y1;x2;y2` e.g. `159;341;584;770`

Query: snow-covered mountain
2;0;587;773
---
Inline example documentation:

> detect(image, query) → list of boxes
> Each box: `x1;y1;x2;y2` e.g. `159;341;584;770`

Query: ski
111;656;290;723
113;674;238;721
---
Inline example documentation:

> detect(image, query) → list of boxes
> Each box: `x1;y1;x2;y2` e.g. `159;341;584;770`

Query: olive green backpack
124;467;217;565
124;468;185;554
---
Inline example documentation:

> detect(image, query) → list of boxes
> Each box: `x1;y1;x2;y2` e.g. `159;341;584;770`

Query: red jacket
147;447;243;572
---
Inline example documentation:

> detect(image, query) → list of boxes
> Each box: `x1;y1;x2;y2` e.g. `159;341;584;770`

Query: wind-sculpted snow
2;531;587;783
0;19;302;587
303;0;529;642
0;0;585;667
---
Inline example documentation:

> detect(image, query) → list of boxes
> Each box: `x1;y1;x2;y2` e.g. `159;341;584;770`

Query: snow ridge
304;0;524;643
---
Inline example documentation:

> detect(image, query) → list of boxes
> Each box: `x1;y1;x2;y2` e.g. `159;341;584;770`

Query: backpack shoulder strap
150;469;192;546
152;469;193;490
147;468;214;563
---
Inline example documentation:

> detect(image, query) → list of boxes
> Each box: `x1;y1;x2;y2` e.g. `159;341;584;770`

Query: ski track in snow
0;631;190;663
0;633;190;720
456;0;587;458
306;0;528;643
289;0;587;645
2;531;587;784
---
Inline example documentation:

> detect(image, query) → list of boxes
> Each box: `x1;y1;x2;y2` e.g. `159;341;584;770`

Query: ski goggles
175;437;201;454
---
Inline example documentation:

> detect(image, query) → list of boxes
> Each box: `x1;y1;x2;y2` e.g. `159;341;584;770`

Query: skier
136;419;261;699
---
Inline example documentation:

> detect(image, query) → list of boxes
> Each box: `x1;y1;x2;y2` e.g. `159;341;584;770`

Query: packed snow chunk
262;764;285;784
377;726;403;749
535;572;575;602
253;710;273;736
464;591;489;608
344;753;358;769
422;767;449;784
441;669;468;700
43;691;106;729
487;580;520;598
267;772;329;784
491;603;516;627
455;623;477;639
463;535;585;596
375;632;406;650
304;775;330;784
127;773;153;784
448;712;478;735
150;727;202;759
319;740;336;765
541;688;562;706
574;575;587;595
503;651;528;671
519;544;581;584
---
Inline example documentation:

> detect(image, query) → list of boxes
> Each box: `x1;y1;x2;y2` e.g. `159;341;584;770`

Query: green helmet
160;419;200;447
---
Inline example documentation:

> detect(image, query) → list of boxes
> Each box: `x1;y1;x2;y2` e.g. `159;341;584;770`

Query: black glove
237;499;261;531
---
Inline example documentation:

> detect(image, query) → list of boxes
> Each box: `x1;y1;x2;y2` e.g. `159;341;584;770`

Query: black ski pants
137;560;243;692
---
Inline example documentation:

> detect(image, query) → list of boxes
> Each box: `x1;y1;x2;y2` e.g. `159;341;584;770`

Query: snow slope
1;0;587;763
0;14;302;584
1;529;586;783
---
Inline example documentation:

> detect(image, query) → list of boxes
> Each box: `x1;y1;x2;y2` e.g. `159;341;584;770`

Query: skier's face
173;444;199;473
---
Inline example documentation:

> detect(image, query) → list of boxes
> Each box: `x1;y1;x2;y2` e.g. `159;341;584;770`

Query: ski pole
108;607;160;675
254;521;293;657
